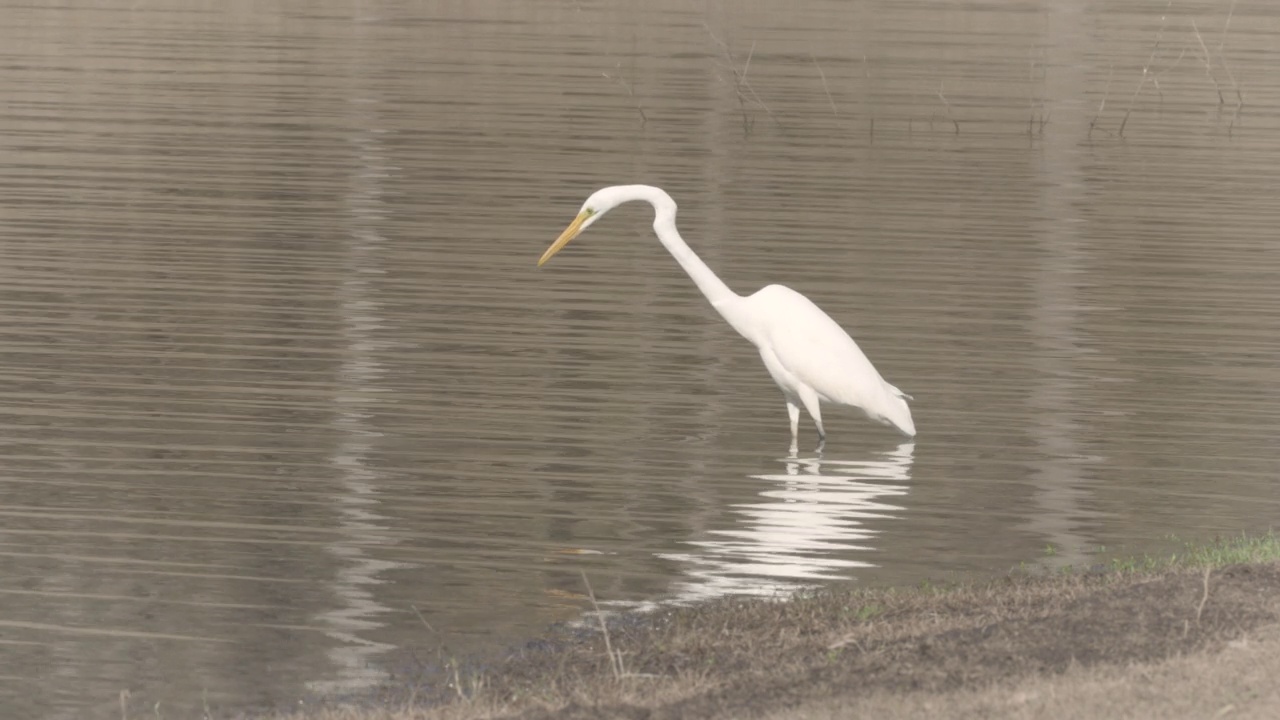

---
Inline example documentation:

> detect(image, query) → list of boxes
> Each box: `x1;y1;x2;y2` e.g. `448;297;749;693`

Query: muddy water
2;0;1278;717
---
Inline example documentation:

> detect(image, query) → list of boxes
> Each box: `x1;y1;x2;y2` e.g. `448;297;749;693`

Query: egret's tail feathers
880;383;916;438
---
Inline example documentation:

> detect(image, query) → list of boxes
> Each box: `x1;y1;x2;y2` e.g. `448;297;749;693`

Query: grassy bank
253;533;1280;720
1097;532;1280;572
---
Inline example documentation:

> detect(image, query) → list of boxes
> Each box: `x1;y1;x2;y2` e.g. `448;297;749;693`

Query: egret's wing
749;285;885;407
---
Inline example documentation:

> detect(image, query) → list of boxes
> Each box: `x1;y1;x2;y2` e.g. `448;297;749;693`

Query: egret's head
537;187;631;267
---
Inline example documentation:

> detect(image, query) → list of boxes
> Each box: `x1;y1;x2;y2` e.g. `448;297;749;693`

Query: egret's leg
797;386;825;452
786;398;801;454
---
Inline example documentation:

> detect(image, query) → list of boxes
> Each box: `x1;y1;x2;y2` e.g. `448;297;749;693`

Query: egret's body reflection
662;444;915;603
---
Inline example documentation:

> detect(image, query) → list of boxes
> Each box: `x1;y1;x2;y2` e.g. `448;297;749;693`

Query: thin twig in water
1026;52;1051;137
1090;63;1114;136
703;25;779;131
1152;46;1188;100
937;80;959;134
1218;0;1244;107
862;53;874;142
811;53;837;115
738;40;779;125
704;25;752;131
1028;56;1037;137
1191;20;1224;104
601;70;648;126
1223;12;1243;136
581;571;624;680
717;70;751;130
120;690;130;720
411;604;436;633
1120;4;1171;137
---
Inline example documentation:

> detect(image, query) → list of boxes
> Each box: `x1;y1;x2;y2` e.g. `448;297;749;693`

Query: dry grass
246;548;1280;720
768;624;1280;720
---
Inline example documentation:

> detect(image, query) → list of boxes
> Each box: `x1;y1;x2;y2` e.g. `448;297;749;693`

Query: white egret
538;185;915;451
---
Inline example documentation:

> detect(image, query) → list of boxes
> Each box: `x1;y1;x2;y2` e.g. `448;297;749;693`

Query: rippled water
2;0;1279;717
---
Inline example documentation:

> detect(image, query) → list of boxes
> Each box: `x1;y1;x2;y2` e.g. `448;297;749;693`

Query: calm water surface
2;0;1279;717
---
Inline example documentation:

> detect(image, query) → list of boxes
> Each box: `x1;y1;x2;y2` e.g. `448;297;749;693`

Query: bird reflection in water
662;443;915;603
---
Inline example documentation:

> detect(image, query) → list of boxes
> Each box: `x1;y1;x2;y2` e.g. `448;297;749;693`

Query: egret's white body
538;185;915;451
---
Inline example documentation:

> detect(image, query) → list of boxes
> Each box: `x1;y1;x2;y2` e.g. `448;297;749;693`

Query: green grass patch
1103;532;1280;574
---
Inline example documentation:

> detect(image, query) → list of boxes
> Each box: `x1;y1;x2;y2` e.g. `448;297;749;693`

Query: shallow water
2;0;1279;717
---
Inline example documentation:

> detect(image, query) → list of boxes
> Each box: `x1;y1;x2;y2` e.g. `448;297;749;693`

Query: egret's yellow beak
538;210;591;267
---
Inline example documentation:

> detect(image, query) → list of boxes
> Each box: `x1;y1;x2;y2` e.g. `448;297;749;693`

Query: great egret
538;185;915;451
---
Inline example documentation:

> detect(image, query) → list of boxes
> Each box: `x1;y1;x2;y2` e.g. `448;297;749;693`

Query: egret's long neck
653;214;738;308
631;186;738;308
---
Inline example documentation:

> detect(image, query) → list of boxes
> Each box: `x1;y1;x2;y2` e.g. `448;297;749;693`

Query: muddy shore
257;541;1280;720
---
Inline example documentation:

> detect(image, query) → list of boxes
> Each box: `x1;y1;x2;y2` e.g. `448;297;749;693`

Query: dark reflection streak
308;59;399;694
1021;3;1102;568
676;25;741;562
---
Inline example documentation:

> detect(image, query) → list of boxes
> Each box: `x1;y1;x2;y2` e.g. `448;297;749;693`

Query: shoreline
256;535;1280;720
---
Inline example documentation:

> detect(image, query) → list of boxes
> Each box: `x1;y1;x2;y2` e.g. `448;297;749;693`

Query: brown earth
258;562;1280;720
